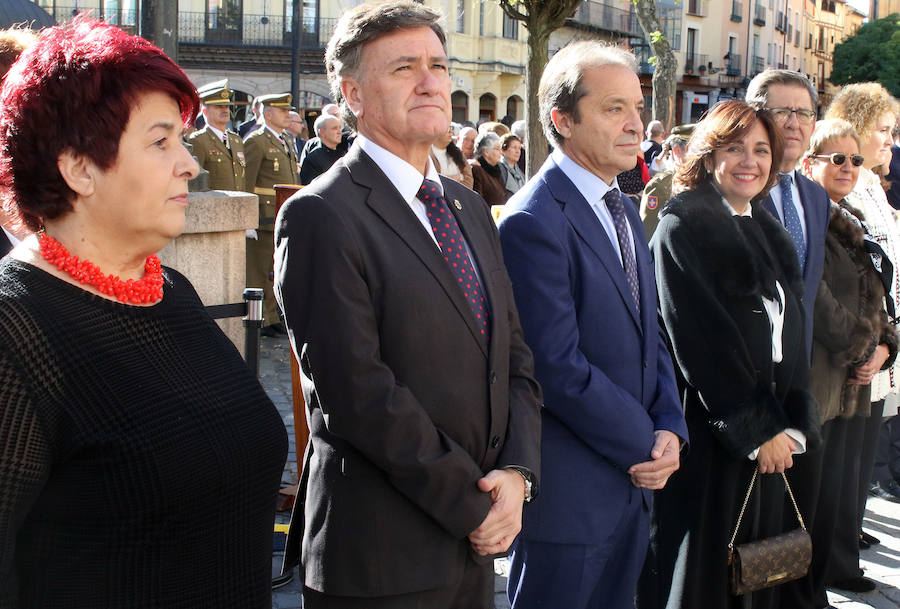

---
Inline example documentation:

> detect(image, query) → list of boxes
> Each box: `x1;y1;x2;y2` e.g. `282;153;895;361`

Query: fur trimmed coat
638;180;821;609
811;201;899;422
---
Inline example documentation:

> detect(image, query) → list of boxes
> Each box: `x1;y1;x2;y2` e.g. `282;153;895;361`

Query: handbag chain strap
728;468;806;554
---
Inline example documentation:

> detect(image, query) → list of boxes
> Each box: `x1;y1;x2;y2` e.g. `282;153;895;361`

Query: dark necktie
418;178;491;341
280;134;291;156
779;173;807;273
604;189;640;314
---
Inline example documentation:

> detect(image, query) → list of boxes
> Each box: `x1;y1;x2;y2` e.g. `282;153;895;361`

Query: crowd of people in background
2;3;900;609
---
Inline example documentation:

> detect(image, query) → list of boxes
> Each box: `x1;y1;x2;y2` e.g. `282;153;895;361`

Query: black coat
639;181;821;609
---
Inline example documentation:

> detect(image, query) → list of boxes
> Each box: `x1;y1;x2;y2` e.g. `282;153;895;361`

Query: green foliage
649;30;666;45
831;14;900;97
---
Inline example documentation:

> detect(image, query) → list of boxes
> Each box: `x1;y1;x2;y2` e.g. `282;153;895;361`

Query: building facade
33;0;865;132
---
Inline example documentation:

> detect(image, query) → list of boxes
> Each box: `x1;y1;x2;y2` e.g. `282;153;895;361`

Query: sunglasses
809;153;865;167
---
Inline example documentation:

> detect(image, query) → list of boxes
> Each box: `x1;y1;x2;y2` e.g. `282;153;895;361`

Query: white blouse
845;167;900;405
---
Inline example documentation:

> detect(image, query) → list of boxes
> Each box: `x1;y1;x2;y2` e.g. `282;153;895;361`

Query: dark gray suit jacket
273;143;542;596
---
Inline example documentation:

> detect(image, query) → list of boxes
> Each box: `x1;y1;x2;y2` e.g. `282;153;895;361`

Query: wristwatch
507;466;534;503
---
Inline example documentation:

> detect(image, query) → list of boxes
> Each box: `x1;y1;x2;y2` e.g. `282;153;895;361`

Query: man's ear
57;149;96;198
341;77;363;122
550;108;574;141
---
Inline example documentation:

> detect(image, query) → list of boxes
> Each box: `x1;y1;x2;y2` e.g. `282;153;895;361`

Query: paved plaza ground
258;334;900;609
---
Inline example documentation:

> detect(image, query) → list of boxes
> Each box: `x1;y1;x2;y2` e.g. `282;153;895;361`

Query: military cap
256;93;295;110
670;123;695;139
197;79;233;106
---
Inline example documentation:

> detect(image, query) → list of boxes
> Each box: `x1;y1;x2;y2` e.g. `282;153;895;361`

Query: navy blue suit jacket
498;156;688;545
760;172;830;356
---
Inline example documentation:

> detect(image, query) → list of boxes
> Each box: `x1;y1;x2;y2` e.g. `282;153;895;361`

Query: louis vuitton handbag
727;469;812;595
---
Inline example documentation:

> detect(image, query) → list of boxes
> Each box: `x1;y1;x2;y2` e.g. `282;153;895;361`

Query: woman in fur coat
638;101;821;609
781;119;898;609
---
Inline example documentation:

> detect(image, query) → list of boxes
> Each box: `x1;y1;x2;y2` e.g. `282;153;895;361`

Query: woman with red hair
0;18;287;608
639;101;821;609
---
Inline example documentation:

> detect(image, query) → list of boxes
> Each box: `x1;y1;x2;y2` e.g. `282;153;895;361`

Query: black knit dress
0;258;288;608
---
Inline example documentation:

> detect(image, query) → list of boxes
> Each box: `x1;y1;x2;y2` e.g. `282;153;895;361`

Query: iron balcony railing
684;53;709;73
178;11;337;48
39;5;138;34
726;53;742;76
686;0;707;17
570;1;643;37
752;55;765;74
754;2;766;26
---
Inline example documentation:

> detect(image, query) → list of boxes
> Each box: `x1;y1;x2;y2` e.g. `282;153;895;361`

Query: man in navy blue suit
498;41;688;609
746;70;830;357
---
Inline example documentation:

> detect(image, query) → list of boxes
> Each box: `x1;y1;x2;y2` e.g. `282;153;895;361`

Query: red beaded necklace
38;232;164;304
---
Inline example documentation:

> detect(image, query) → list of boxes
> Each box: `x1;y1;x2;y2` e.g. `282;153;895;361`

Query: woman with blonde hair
824;83;900;593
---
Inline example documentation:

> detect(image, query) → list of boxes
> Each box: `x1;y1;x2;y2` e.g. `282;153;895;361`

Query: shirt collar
265;124;285;140
207;124;226;141
357;134;443;203
551;148;620;203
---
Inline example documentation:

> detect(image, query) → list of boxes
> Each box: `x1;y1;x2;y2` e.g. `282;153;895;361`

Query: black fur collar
660;180;804;299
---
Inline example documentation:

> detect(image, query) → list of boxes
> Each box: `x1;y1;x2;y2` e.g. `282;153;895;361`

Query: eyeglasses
809;152;865;167
766;107;817;125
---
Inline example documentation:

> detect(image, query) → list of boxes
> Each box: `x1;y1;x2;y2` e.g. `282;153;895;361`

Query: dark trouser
827;400;883;583
302;553;493;609
508;490;649;609
873;414;899;484
780;418;851;609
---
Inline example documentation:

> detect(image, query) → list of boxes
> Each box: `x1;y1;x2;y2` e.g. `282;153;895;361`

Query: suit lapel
543;160;641;330
347;147;489;358
206;128;230;157
795;173;820;282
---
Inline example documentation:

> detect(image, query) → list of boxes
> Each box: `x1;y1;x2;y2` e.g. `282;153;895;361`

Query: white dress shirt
768;170;808;244
552;148;636;265
357;135;484;282
718;196;806;458
207;124;228;147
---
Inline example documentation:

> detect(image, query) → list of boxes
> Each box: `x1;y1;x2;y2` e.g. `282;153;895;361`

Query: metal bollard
243;288;264;378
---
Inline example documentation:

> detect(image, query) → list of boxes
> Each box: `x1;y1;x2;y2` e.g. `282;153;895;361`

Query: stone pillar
159;190;258;355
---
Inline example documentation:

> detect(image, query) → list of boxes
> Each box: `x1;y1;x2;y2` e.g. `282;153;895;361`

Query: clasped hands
627;429;681;490
468;469;525;556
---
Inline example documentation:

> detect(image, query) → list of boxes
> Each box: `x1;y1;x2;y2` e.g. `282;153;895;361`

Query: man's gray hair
745;69;818;110
511;119;526;141
314;113;340;136
539;41;638;148
475;131;500;156
324;1;447;131
646;120;664;138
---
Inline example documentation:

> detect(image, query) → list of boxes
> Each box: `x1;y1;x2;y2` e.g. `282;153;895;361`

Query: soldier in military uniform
187;79;247;191
243;93;299;336
640;123;694;242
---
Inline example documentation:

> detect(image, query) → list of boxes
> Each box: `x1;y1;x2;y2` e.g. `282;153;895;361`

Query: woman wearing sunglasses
785;118;899;609
823;83;900;594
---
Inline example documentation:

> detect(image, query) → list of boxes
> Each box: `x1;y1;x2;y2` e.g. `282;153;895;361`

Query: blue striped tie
779;173;806;273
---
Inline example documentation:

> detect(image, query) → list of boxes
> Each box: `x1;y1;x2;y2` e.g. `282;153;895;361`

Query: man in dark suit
497;42;688;609
746;70;833;609
273;3;542;608
746;70;829;357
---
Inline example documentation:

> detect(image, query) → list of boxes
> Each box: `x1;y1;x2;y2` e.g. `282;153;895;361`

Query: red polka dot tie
419;179;491;341
604;189;640;314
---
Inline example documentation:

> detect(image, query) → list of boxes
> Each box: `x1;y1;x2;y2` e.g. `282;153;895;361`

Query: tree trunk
497;0;582;178
632;0;677;132
524;28;550;177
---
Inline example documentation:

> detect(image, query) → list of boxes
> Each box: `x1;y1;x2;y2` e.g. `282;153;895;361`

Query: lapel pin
454;199;462;210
